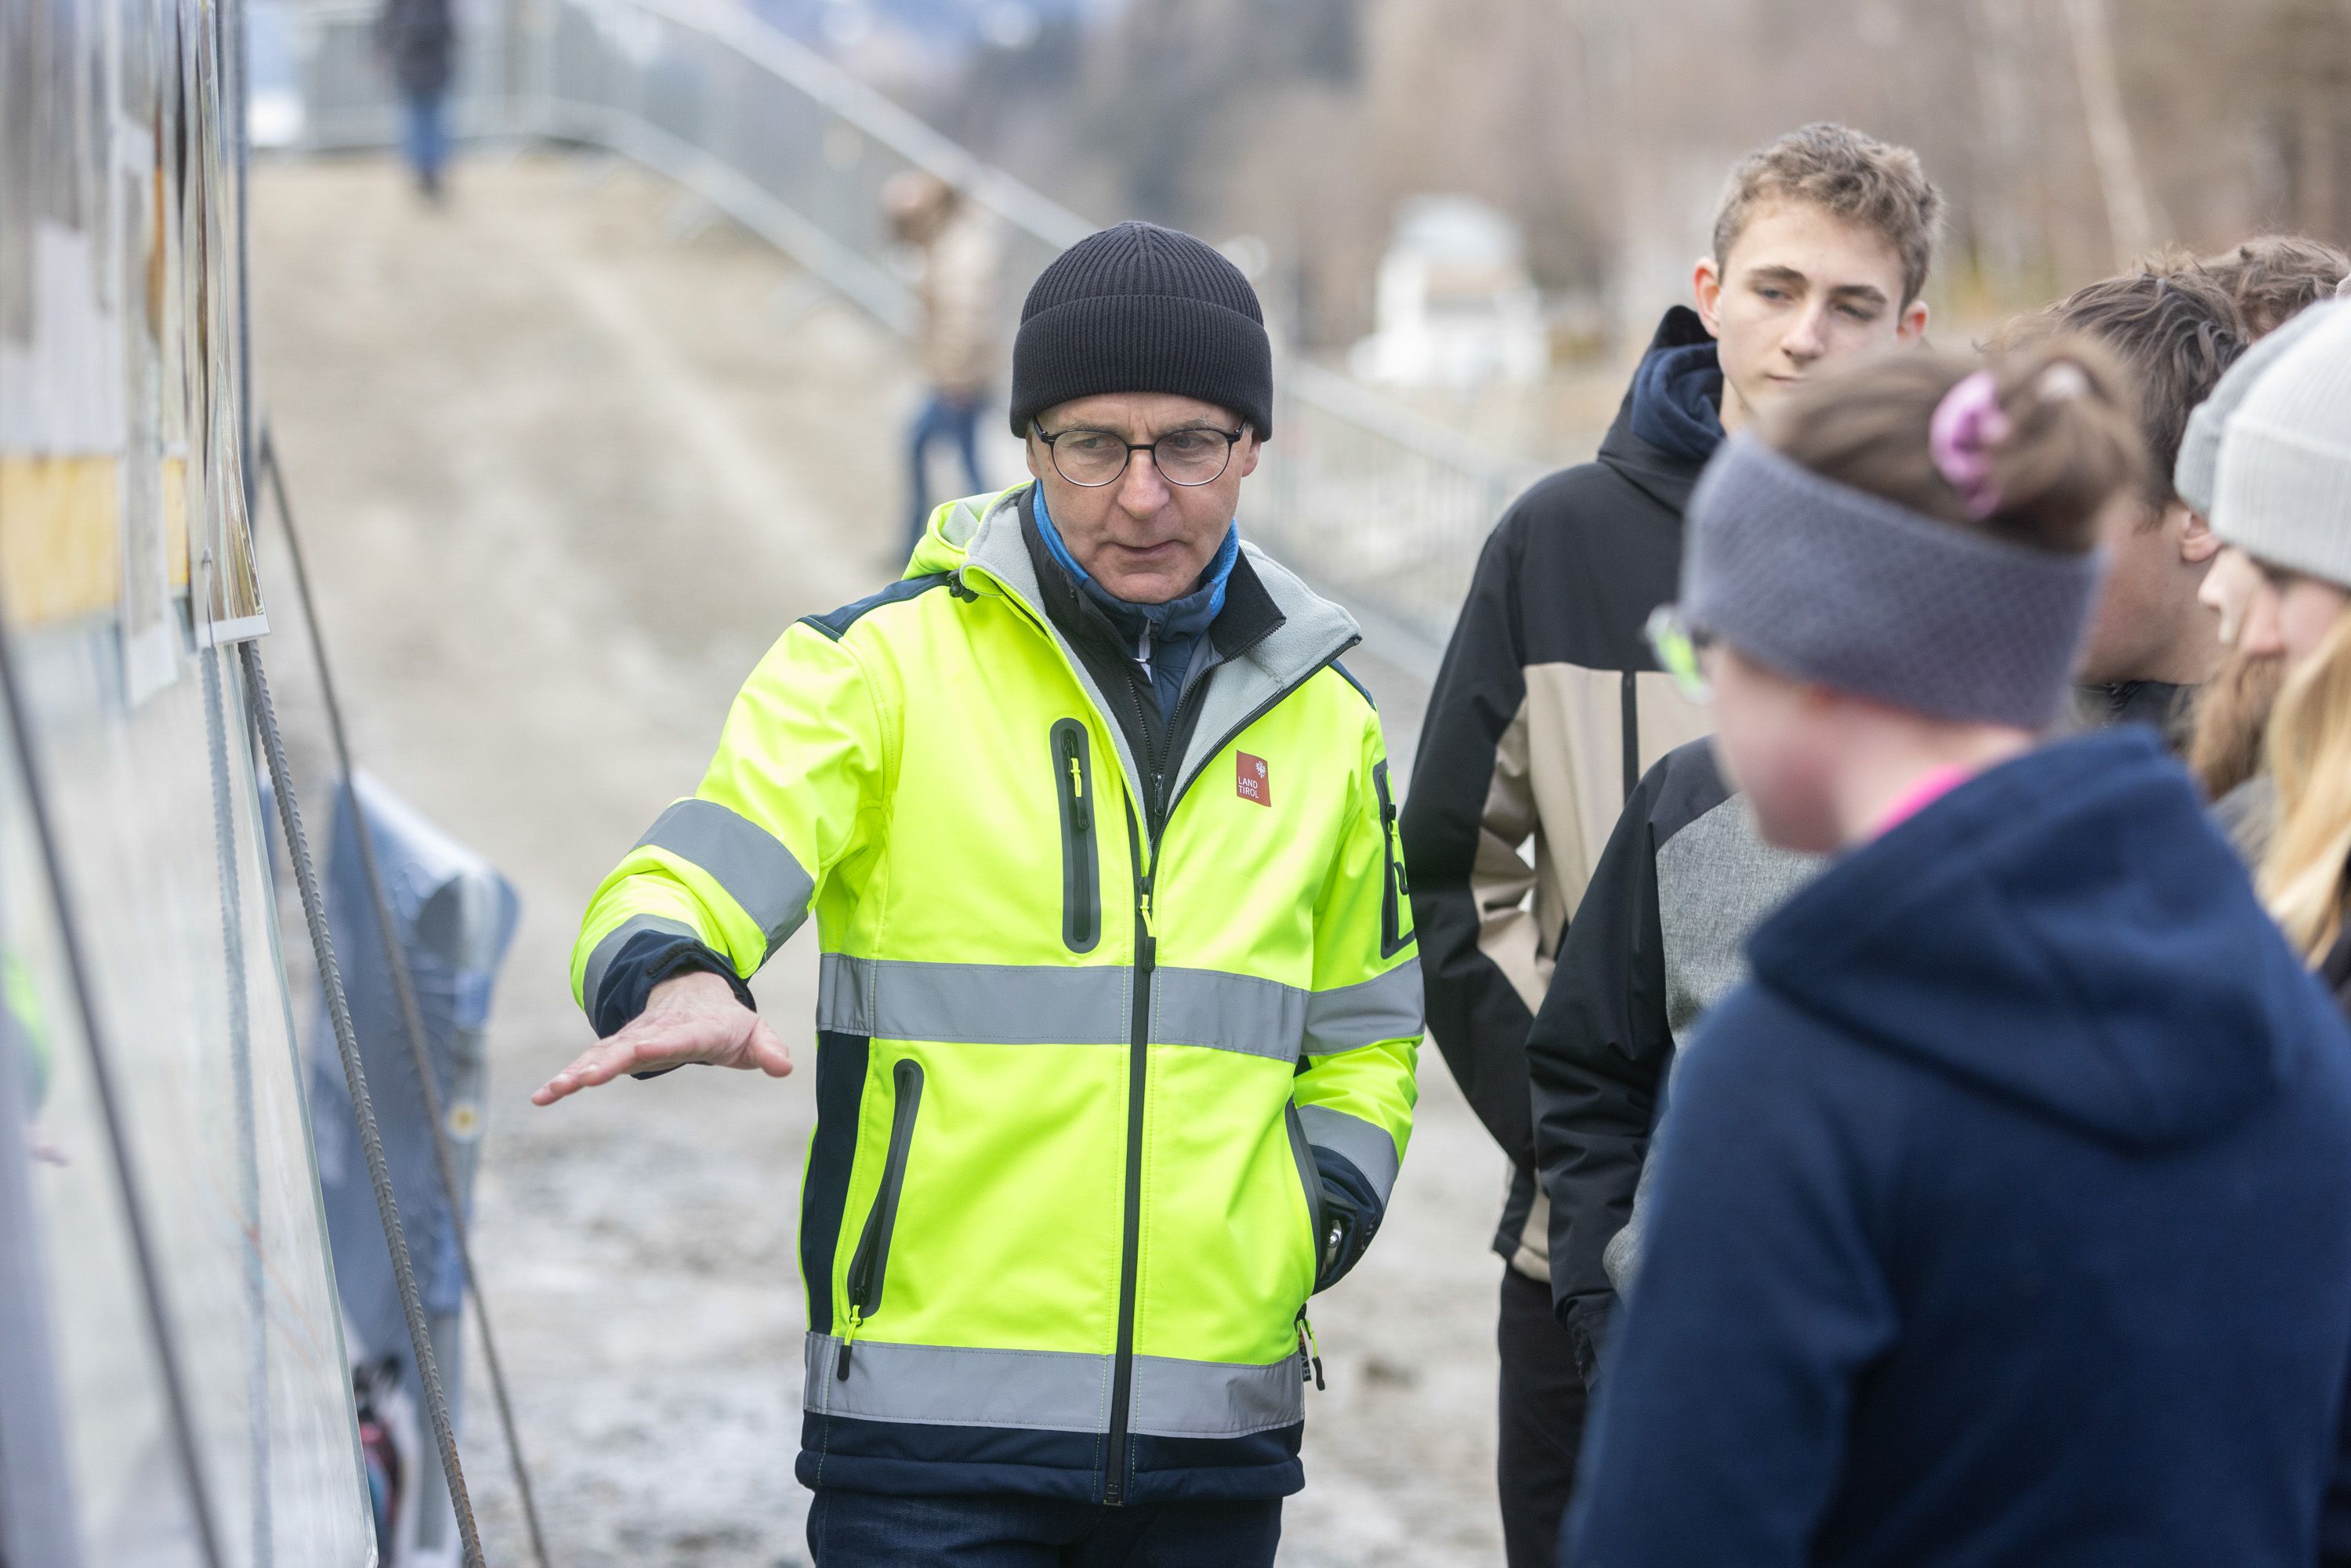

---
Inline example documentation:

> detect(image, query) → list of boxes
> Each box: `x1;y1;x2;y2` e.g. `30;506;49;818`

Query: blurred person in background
377;0;455;201
889;171;999;554
536;221;1420;1568
2005;265;2247;738
2203;234;2351;339
1567;342;2351;1568
2180;247;2351;845
1397;122;1936;1568
2206;301;2351;1020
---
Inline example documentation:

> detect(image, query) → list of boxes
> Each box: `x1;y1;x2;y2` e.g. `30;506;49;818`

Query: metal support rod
0;595;226;1568
231;0;256;516
241;641;487;1568
259;429;553;1568
201;651;274;1568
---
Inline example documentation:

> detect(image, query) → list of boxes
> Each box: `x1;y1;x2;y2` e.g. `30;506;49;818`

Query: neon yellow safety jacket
572;485;1421;1503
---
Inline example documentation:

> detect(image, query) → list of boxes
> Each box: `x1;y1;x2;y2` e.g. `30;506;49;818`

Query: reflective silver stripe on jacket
635;798;814;958
817;954;1407;1059
580;913;701;1013
1298;1103;1400;1207
1154;969;1300;1060
1301;963;1423;1056
818;956;1131;1044
802;1334;1302;1439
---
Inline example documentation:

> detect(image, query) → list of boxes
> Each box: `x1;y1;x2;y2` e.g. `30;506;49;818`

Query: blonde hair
2186;646;2287;802
2259;610;2351;960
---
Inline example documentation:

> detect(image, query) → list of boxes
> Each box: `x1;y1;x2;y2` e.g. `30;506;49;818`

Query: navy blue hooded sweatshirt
1567;727;2351;1568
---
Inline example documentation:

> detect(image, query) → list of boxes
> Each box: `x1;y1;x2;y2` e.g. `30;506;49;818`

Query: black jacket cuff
592;932;756;1080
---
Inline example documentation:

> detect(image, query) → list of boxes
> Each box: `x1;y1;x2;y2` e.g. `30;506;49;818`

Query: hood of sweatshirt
1596;306;1726;519
1745;726;2319;1153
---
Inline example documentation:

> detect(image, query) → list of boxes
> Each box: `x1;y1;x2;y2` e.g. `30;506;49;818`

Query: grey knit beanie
2175;298;2343;518
2210;301;2351;592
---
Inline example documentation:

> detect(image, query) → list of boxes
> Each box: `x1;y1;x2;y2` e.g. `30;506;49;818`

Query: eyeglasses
1033;424;1246;487
1644;603;1716;704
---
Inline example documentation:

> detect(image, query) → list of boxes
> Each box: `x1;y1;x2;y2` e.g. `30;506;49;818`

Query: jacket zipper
1051;719;1099;952
1295;1306;1324;1391
1103;798;1155;1505
1099;650;1357;1503
958;559;1359;1501
837;1057;926;1381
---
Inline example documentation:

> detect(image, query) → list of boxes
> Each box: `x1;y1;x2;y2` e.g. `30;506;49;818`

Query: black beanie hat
1009;221;1273;440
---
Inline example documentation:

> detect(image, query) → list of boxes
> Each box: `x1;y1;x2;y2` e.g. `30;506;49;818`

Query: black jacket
1399;308;1719;1281
1527;740;1815;1376
2074;679;2189;745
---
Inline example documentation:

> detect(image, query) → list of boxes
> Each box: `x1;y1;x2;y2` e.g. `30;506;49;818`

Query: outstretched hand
531;969;792;1106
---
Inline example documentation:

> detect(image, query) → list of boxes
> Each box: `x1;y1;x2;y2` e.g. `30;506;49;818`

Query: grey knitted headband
1682;435;2107;730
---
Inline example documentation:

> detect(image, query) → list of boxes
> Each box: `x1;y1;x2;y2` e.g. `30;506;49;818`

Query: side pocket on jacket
1286;1101;1330;1290
837;1057;925;1378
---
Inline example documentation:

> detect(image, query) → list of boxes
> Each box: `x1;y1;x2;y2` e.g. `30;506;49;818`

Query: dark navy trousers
806;1488;1281;1568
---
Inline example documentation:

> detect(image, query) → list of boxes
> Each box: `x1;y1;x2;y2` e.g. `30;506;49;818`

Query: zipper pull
1138;891;1157;969
1295;1309;1324;1391
1066;752;1089;833
837;1305;862;1381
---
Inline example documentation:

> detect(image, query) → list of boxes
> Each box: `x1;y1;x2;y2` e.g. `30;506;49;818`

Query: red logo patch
1237;752;1270;806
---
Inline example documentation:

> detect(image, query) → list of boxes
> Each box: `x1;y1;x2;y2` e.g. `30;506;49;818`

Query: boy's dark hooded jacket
1400;307;1719;1282
1568;729;2351;1567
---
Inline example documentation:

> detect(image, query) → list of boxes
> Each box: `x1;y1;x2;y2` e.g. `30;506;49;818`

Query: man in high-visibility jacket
536;220;1422;1566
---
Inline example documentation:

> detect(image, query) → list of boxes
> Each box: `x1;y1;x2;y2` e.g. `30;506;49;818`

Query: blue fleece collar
1032;488;1239;650
1629;339;1727;465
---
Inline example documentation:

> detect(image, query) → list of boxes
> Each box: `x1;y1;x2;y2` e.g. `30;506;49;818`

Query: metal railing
265;0;1538;661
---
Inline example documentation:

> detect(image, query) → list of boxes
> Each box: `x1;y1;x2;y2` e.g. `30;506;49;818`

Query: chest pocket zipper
1051;719;1100;954
838;1057;926;1379
1371;760;1412;959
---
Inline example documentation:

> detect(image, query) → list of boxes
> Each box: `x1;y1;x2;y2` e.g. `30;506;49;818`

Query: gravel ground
250;150;1505;1567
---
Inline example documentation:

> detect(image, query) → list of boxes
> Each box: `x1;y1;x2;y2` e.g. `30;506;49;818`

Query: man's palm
532;970;792;1106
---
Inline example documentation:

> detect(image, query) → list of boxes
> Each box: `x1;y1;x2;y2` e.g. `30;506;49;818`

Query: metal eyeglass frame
1032;424;1248;487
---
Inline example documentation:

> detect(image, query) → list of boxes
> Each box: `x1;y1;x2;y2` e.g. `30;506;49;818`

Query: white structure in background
1351;195;1549;390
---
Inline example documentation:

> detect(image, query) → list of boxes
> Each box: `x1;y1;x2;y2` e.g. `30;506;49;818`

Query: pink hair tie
1929;370;2012;519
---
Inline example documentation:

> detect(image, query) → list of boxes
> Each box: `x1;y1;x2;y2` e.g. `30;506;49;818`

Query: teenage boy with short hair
1399;122;1938;1568
2033;266;2248;735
